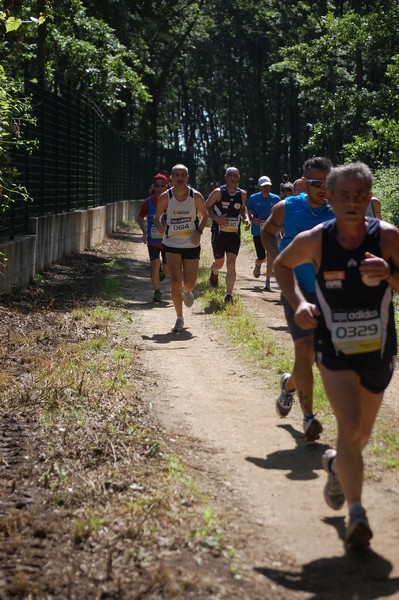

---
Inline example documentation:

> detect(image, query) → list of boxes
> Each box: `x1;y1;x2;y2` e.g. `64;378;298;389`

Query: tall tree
4;0;399;183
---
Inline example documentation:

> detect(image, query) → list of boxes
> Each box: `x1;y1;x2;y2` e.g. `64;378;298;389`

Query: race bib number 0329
330;308;382;355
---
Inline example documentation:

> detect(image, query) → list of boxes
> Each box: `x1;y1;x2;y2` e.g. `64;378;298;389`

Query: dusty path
122;226;399;599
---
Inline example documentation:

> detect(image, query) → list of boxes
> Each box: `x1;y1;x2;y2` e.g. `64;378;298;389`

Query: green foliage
72;512;106;544
45;0;149;119
372;166;399;227
371;430;399;471
342;48;399;167
189;506;224;552
3;1;399;193
343;120;399;167
0;5;53;212
268;2;399;170
1;6;47;32
0;65;35;209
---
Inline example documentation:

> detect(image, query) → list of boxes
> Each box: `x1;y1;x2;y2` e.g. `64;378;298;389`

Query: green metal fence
1;81;195;241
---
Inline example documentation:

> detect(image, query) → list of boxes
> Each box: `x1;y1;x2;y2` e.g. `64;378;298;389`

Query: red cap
153;173;168;183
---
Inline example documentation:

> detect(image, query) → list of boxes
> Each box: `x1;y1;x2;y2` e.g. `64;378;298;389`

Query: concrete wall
0;199;142;293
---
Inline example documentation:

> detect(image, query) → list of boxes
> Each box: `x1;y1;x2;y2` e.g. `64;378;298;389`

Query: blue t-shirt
247;191;280;236
280;193;335;292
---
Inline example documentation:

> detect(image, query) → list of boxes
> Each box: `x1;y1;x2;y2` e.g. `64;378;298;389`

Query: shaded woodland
2;0;399;187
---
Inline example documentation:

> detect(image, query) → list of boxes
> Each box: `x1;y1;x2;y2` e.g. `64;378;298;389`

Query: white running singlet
163;187;200;248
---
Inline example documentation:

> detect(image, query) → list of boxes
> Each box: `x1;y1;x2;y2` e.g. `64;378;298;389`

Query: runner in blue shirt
246;176;280;291
262;157;334;441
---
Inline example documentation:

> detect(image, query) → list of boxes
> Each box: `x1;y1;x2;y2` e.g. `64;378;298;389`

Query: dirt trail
123;227;399;599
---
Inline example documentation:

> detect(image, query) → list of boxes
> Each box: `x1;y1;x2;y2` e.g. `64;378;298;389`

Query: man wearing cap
206;167;247;303
137;173;169;302
246;176;280;291
261;156;334;441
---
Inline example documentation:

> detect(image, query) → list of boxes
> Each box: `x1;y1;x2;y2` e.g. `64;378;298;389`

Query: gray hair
326;162;373;193
171;164;188;174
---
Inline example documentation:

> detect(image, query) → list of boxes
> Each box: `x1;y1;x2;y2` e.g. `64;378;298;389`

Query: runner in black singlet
206;167;247;304
273;162;399;550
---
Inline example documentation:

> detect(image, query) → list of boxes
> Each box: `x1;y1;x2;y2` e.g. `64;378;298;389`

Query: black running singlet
315;218;397;366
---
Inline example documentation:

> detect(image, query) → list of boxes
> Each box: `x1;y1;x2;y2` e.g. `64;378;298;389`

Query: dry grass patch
0;244;269;599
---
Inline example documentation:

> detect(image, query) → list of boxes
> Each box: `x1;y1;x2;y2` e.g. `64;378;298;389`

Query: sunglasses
306;179;326;189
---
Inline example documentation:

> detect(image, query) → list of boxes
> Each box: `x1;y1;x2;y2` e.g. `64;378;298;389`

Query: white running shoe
182;289;194;307
322;448;345;510
171;317;184;333
275;373;295;417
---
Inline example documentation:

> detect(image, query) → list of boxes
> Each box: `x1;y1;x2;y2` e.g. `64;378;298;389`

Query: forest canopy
1;0;399;186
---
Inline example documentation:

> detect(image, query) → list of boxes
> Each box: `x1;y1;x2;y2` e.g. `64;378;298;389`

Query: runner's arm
240;190;247;222
137;216;147;243
137;199;148;243
365;222;399;293
273;227;322;328
261;201;285;259
206;189;228;227
192;193;209;242
154;193;168;233
245;199;256;228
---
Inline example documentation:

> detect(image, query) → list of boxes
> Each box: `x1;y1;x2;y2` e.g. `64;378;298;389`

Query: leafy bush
0;65;36;209
373;166;399;227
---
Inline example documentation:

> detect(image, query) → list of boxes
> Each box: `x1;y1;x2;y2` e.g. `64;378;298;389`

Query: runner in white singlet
154;164;208;333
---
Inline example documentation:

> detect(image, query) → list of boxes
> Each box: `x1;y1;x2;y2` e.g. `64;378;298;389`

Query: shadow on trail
110;231;140;242
142;330;195;344
240;285;272;295
323;515;346;544
254;548;399;599
246;424;329;481
124;298;172;311
202;298;225;315
240;284;281;298
268;325;289;332
261;297;283;306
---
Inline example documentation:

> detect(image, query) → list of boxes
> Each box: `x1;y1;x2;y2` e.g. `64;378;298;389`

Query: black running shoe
209;269;218;288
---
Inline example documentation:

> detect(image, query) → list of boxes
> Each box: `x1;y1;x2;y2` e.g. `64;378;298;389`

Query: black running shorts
211;231;240;258
162;244;201;260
